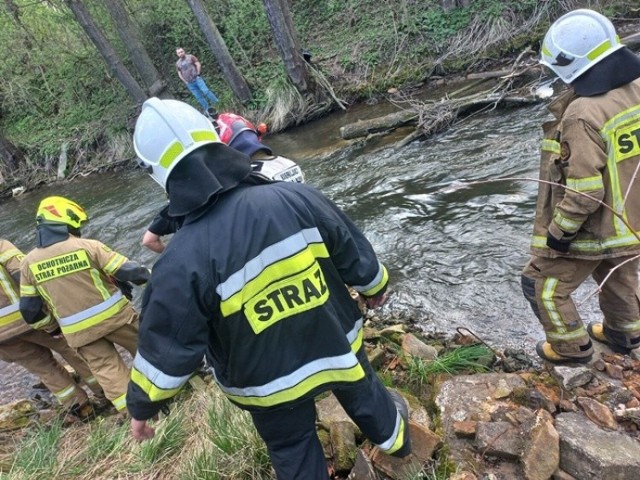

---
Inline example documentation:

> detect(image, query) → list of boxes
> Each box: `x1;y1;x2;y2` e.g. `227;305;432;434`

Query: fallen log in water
339;51;543;144
339;110;418;140
339;87;541;141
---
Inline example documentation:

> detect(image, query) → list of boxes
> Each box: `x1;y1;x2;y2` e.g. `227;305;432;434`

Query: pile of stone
317;319;640;480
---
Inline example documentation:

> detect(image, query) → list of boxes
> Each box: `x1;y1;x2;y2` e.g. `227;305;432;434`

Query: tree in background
103;0;169;98
65;0;147;104
261;0;312;96
185;0;252;104
0;132;24;174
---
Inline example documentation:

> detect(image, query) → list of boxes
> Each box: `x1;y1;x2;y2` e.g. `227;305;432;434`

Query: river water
0;98;602;403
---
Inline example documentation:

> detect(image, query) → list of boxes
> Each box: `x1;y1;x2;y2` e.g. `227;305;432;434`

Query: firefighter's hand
131;419;155;441
546;221;578;254
362;292;388;309
546;233;571;253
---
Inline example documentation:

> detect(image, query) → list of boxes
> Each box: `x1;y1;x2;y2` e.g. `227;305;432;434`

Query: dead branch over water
339;27;640;147
339;48;544;144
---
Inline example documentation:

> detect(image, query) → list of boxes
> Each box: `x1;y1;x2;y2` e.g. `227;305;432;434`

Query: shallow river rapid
0;99;603;402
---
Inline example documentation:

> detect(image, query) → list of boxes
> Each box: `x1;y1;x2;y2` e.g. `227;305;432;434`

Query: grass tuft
7;418;63;480
138;410;187;465
85;417;129;461
407;344;494;388
197;388;272;479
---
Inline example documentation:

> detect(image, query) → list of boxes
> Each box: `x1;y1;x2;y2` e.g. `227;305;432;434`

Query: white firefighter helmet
133;98;221;189
540;9;623;84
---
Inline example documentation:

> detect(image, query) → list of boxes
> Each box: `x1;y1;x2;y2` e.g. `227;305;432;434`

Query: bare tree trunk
65;0;147;104
103;0;169;98
4;0;35;49
262;0;311;95
185;0;252;103
0;132;24;173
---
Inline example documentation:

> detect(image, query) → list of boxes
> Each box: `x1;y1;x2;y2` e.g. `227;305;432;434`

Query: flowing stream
0;98;603;402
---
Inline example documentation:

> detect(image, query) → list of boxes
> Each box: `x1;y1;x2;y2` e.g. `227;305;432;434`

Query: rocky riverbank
2;302;640;479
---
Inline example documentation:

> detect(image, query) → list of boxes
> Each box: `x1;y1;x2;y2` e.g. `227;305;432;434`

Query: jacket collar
572;47;640;97
36;224;71;248
547;88;577;120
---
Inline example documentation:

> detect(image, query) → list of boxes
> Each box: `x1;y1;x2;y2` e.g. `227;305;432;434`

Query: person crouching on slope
209;109;304;183
19;196;150;414
0;238;104;419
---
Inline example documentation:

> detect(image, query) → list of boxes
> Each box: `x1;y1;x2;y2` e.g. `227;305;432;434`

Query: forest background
0;0;636;189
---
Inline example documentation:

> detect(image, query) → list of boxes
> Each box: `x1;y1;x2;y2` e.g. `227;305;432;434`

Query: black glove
48;325;63;337
114;279;134;300
546;231;575;253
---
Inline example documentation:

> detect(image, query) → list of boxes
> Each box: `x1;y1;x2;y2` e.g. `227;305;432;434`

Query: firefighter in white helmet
522;9;640;363
140;107;304;254
127;98;411;478
20;196;150;413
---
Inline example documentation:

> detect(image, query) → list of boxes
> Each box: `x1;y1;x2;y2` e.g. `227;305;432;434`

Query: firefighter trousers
0;330;101;407
250;348;405;480
75;320;138;412
522;254;640;354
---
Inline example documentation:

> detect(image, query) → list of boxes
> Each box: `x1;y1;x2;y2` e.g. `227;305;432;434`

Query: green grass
377;370;395;388
85;417;128;461
407;344;494;388
199;390;272;479
138;411;187;465
6;418;63;480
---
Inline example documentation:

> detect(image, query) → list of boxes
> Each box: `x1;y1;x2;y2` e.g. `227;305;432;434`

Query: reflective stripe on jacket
0;240;31;343
530;79;640;259
127;181;388;419
20;236;136;347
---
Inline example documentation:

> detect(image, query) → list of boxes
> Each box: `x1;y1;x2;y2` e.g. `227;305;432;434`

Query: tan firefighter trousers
75;321;139;412
522;255;640;355
0;329;102;408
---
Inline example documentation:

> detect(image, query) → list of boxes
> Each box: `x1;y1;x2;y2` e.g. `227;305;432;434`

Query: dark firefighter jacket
147;205;184;237
127;181;389;420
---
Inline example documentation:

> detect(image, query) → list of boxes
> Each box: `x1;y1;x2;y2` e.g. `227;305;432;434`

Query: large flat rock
555;412;640;479
435;373;526;476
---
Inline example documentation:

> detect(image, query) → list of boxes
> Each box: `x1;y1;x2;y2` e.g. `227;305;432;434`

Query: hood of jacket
36;224;72;248
166;142;253;217
572;47;640;97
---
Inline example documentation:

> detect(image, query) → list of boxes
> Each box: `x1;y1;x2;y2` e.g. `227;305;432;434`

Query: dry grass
2;383;273;480
435;3;548;70
261;78;307;132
